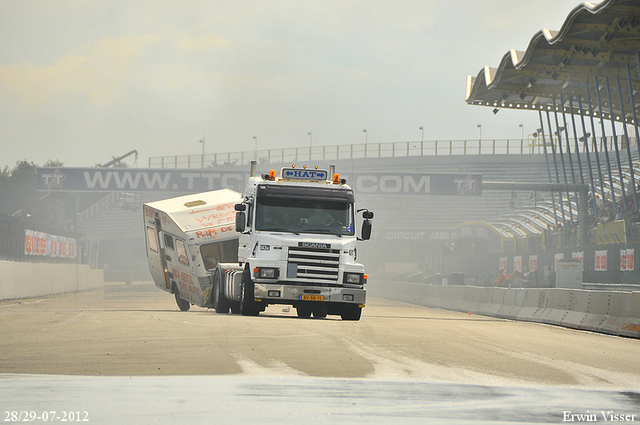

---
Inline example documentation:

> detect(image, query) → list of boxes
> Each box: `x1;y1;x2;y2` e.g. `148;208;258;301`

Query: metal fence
148;136;630;169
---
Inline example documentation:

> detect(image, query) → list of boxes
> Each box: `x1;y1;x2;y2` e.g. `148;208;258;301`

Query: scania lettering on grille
299;242;330;249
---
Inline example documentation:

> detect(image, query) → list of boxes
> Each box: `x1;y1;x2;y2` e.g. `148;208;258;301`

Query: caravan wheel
174;286;190;312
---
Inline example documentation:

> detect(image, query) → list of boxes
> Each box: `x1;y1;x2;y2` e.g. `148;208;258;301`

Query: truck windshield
256;197;355;236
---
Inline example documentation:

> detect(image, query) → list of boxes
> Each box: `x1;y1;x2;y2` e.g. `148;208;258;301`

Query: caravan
143;188;242;311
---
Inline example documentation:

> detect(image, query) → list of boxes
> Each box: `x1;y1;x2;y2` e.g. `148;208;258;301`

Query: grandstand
463;0;640;288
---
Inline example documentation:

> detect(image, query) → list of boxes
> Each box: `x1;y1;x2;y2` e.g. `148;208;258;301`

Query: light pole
253;136;257;161
536;128;543;154
477;124;482;141
363;129;367;156
308;132;312;160
419;126;424;142
199;134;205;168
519;123;524;141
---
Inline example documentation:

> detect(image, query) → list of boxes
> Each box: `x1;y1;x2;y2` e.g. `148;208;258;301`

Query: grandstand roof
465;0;640;123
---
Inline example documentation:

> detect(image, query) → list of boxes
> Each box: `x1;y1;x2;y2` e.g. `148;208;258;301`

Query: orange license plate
299;295;324;301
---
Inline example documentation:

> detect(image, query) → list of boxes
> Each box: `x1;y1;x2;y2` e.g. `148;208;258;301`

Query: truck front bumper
253;283;366;305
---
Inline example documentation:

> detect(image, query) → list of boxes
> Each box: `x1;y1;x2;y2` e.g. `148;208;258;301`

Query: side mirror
235;212;246;233
361;210;374;220
361;220;372;241
235;203;246;212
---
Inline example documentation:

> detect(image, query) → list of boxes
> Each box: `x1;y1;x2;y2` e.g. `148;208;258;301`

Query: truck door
145;217;171;291
163;234;202;305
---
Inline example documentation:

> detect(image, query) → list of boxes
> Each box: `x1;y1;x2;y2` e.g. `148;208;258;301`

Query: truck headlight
344;273;362;284
257;268;278;279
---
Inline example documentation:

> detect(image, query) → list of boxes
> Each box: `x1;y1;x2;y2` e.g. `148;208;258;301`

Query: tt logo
453;176;478;195
41;169;66;189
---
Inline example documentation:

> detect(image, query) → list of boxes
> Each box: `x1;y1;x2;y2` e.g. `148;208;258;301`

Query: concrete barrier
495;288;520;319
619;292;640;338
0;261;104;301
464;286;485;313
580;291;609;333
515;289;544;322
449;286;467;312
486;288;505;316
599;291;632;336
560;290;590;330
475;286;493;315
369;278;640;339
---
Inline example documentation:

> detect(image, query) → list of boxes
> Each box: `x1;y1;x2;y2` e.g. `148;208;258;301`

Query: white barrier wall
370;280;640;339
0;261;104;300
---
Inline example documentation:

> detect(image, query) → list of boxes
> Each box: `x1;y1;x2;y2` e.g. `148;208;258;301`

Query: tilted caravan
143;188;242;311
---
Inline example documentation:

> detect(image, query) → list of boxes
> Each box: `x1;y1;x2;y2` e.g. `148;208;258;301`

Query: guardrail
148;136;626;169
369;280;640;338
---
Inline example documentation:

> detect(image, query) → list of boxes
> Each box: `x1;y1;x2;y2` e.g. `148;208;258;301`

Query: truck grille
287;246;340;282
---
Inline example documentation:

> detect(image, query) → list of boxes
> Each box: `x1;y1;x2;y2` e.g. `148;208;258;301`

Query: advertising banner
528;255;537;271
24;230;77;259
620;248;634;271
595;250;608;271
37;168;482;196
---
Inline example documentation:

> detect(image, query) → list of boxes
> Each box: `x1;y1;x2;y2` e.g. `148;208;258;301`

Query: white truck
143;162;374;320
234;162;373;320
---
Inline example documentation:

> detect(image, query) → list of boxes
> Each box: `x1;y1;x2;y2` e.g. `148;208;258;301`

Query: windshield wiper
265;227;300;235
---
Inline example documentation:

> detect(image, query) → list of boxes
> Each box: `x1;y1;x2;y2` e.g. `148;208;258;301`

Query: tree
0;160;38;216
0;160;75;229
43;159;65;168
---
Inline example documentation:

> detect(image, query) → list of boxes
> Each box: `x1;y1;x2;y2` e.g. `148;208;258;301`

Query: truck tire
240;270;260;316
340;304;361;321
312;304;328;318
296;304;311;318
213;279;231;314
174;286;190;312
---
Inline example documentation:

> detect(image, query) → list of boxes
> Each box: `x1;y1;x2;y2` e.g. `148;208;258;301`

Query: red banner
24;230;77;259
595;250;607;271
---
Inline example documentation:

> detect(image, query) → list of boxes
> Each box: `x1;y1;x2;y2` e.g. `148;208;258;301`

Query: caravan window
176;239;189;266
146;227;158;253
163;233;174;250
201;239;239;270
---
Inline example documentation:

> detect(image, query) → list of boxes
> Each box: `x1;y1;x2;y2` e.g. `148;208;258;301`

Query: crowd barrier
370;280;640;339
0;261;104;301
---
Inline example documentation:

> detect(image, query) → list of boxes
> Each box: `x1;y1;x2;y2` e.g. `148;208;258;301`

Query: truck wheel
340;304;361;321
313;304;328;318
296;304;311;318
174;286;190;312
240;273;260;316
213;280;231;314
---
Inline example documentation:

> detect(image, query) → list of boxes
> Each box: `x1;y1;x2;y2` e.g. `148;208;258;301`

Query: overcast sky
0;0;585;169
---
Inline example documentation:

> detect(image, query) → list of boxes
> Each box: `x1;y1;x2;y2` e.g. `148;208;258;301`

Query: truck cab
234;163;373;320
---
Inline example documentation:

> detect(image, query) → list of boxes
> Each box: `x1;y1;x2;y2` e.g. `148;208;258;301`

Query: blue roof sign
281;168;328;181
